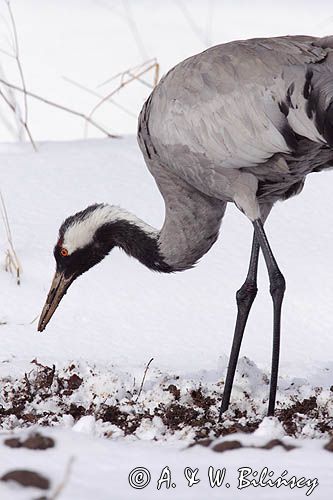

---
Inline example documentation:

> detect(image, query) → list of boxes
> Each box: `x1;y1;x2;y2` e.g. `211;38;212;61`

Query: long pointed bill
38;271;74;332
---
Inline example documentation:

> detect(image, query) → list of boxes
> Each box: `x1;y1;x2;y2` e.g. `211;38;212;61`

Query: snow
0;426;332;500
0;138;333;498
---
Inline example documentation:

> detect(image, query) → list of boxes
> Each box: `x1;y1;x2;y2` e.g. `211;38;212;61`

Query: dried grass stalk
0;192;21;285
0;0;36;150
85;59;159;136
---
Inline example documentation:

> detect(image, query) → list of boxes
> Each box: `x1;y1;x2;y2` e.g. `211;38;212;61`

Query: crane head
38;204;114;332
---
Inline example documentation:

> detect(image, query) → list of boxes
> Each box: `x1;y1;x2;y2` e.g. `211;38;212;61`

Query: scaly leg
252;219;285;416
219;232;260;419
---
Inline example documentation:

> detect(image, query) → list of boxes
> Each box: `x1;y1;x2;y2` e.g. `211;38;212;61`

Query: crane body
38;35;333;418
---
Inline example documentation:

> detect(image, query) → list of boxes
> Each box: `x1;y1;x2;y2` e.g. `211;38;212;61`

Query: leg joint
236;280;258;307
269;271;286;297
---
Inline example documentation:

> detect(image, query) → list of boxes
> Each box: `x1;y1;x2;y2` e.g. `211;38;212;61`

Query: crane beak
38;271;74;332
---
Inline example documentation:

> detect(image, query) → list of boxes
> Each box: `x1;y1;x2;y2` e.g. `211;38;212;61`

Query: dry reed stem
0;62;24;140
50;456;75;499
0;1;36;150
97;58;158;88
0;191;21;285
63;76;137;118
0;77;118;139
0;87;36;150
6;0;28;124
87;60;159;134
134;357;154;403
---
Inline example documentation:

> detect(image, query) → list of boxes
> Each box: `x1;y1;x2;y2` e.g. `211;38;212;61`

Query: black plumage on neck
96;219;173;273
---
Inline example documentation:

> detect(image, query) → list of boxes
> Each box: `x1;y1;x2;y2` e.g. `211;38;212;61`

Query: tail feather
307;52;333;145
325;101;333;145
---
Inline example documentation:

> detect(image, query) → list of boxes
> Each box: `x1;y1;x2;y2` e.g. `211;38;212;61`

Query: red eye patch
60;248;68;257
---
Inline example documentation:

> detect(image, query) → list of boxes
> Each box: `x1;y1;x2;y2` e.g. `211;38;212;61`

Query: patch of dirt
188;438;212;448
276;396;332;436
1;469;50;490
100;404;145;435
165;384;180;400
68;404;86;420
4;433;54;450
0;360;332;441
212;440;243;452
190;438;296;453
324;437;333;452
190;388;215;408
260;439;296;451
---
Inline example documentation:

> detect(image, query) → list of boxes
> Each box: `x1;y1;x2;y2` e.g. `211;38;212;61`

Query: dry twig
0;60;24;139
97;58;159;89
0;87;36;149
122;0;148;60
175;0;211;47
134;357;154;402
49;456;75;499
63;76;137;118
0;191;21;285
0;68;17;135
5;0;28;123
87;59;159;134
0;77;118;138
0;1;36;149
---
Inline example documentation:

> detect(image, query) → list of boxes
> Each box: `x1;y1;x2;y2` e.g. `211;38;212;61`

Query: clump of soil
276;396;332;436
1;470;50;490
324;437;333;452
165;384;180;400
190;438;296;453
0;360;332;441
4;432;54;450
212;440;243;452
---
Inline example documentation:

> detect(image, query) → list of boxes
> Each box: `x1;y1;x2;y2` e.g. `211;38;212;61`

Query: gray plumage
39;35;333;418
138;35;333;270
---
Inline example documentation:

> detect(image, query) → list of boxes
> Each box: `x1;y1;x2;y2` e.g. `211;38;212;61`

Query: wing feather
146;36;329;172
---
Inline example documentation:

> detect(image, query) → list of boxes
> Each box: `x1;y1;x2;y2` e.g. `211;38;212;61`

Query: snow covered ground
0;138;333;498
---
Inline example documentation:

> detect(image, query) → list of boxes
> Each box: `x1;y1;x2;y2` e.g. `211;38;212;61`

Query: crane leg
252;219;285;416
219;232;260;419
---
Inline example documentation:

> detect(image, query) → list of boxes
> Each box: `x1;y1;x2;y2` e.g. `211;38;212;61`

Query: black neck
97;219;173;273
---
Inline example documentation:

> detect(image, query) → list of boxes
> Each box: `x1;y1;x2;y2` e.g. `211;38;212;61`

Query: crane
38;35;333;419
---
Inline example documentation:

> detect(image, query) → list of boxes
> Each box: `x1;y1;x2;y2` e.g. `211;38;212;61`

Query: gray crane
38;35;333;419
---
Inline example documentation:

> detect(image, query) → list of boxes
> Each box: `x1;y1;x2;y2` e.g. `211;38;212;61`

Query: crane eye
60;248;68;257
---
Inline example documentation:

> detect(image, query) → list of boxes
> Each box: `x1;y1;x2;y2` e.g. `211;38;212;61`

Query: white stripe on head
62;204;157;255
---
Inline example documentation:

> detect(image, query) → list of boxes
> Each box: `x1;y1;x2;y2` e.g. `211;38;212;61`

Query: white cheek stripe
62;204;158;255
